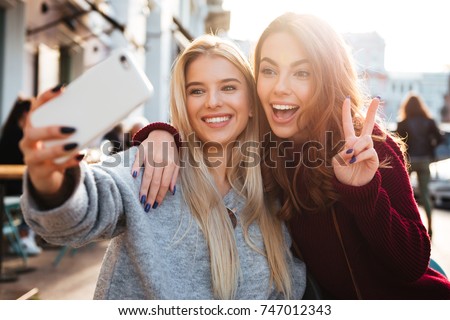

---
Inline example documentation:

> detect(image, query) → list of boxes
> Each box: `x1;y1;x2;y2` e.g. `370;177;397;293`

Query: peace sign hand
332;97;380;187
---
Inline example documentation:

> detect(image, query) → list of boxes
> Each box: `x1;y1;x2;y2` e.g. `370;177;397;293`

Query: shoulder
98;147;138;173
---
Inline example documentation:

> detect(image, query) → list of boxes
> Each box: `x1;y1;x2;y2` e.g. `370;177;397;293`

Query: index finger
342;96;355;139
360;97;380;136
31;84;65;112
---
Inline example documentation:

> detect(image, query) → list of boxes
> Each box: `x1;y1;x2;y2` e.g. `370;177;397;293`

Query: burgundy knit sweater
134;123;450;299
289;133;450;299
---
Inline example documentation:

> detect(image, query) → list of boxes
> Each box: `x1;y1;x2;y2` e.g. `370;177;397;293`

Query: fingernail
140;195;146;204
144;203;151;212
132;170;137;178
346;95;350;100
75;154;85;161
63;142;78;151
375;95;381;100
152;202;159;209
51;83;65;92
346;148;353;154
172;186;176;195
60;126;76;134
349;155;357;164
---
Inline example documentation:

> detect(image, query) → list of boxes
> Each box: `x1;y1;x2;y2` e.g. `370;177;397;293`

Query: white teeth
272;104;298;110
204;116;231;123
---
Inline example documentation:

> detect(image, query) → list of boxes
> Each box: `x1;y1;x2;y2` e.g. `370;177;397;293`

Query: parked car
410;124;450;208
410;158;450;208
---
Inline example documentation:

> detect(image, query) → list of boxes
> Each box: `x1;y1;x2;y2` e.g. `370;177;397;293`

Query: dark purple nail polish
375;95;381;100
144;203;151;212
60;126;76;134
346;148;353;154
349;155;357;164
152;202;159;209
51;83;65;92
172;186;176;195
63;142;78;151
75;154;85;161
140;195;146;204
132;171;138;178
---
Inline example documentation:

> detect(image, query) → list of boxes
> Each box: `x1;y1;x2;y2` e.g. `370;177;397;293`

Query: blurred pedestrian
0;97;30;194
0;97;42;255
397;92;444;238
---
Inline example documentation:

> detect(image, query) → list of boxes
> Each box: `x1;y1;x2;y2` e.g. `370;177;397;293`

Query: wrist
28;168;78;210
132;122;181;149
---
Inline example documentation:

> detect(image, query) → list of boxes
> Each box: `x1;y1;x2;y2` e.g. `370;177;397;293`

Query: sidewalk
424;206;450;276
0;241;108;299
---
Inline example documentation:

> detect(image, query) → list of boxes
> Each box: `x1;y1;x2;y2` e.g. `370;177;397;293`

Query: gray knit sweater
21;147;306;299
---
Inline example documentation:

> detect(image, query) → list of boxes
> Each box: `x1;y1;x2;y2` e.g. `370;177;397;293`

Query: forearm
21;158;129;247
27;167;78;210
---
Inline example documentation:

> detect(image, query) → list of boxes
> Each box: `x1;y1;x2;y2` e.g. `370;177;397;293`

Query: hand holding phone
30;49;154;163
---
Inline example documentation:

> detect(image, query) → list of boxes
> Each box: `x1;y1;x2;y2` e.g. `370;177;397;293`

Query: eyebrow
186;78;242;89
260;57;309;68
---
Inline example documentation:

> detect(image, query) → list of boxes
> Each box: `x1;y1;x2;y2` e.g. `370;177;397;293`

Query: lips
272;104;299;121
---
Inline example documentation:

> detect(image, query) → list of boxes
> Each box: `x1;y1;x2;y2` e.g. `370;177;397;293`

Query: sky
223;0;450;73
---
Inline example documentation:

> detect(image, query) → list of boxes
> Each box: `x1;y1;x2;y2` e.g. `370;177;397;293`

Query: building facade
344;32;450;125
0;0;229;128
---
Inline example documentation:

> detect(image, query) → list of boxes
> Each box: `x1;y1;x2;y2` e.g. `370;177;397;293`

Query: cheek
295;83;313;101
186;101;199;125
256;82;266;100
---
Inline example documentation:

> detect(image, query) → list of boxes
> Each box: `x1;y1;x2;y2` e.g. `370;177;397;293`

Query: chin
271;128;292;139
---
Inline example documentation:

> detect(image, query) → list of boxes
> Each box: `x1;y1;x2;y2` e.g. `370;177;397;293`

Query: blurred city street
424;206;450;277
0;206;449;300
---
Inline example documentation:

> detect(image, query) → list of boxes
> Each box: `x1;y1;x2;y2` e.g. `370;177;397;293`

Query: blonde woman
19;35;306;299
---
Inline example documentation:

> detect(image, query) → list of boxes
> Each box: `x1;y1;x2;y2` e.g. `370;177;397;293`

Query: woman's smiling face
185;55;252;147
257;32;313;142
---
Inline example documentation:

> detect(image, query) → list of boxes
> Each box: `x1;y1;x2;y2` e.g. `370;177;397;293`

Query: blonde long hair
170;34;293;299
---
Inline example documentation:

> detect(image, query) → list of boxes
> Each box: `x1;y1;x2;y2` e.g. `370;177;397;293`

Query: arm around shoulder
132;122;181;149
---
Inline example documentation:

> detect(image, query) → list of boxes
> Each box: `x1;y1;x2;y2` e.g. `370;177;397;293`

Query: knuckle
143;168;154;178
151;180;161;188
140;185;150;195
160;181;170;189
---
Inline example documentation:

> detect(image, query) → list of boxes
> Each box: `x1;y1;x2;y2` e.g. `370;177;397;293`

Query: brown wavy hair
253;13;392;218
398;92;433;121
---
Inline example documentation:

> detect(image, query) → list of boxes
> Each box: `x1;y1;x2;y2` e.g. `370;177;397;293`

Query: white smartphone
30;48;154;164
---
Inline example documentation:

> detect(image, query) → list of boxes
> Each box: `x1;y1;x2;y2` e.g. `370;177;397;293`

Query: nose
206;90;222;109
274;74;292;96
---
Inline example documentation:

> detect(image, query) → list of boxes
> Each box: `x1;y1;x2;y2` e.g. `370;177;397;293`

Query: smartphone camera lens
120;55;129;69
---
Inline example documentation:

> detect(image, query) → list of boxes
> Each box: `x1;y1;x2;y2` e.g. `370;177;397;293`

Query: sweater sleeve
132;122;181;149
430;119;444;145
20;148;142;247
332;134;431;282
